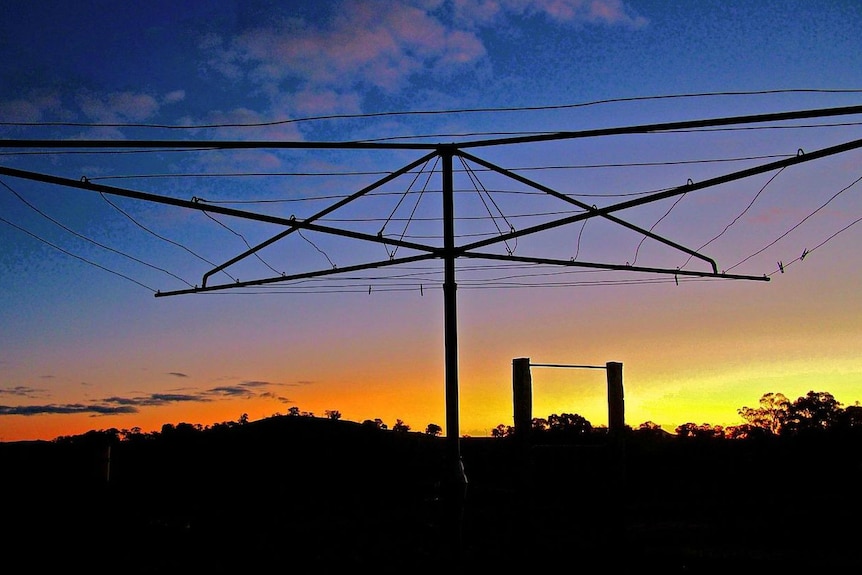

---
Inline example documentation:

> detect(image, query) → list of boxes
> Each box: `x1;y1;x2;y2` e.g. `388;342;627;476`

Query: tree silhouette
425;423;442;436
837;404;862;431
392;419;411;433
724;424;757;439
675;422;724;439
633;421;668;439
738;392;790;435
491;414;594;438
362;418;388;430
784;391;842;435
531;417;549;432
547;413;592;435
325;410;343;421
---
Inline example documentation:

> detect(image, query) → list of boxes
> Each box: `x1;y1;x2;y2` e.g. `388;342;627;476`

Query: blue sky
1;0;861;441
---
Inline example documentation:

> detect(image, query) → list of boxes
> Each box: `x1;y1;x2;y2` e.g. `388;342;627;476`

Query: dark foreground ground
3;417;861;573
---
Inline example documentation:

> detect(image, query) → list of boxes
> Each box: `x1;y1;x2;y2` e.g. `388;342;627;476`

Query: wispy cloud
0;93;64;122
103;393;210;407
202;1;647;82
206;386;255;398
258;391;293;404
200;0;486;114
0;87;186;132
163;90;186;104
238;380;284;388
168;372;189;378
76;90;160;123
0;403;138;416
202;379;302;398
195;0;646;123
0;378;303;417
0;0;647;136
453;0;648;28
0;386;46;398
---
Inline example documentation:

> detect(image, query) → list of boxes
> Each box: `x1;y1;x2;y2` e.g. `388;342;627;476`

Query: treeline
491;389;862;440
6;390;862;572
44;389;862;448
47;404;444;447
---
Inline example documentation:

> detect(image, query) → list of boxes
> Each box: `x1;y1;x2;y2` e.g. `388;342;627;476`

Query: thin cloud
76;90;160;123
102;392;210;407
148;393;208;404
200;1;486;109
1;1;648;133
239;380;278;388
258;392;293;404
0;386;46;398
197;0;646;122
453;0;648;28
0;93;64;122
578;0;648;28
291;88;362;116
163;90;186;104
0;88;183;129
207;386;256;398
241;380;312;388
168;372;189;378
205;379;296;398
0;379;308;418
0;403;138;416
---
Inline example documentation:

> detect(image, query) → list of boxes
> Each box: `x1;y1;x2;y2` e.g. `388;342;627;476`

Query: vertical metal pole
440;146;467;562
441;147;467;487
512;357;532;442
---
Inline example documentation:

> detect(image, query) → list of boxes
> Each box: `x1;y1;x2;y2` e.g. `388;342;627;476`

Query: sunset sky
1;0;861;442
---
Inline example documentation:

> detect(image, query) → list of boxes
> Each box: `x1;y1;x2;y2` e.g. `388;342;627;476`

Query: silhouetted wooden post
511;356;533;561
606;361;624;432
512;357;532;442
605;360;626;546
105;444;111;483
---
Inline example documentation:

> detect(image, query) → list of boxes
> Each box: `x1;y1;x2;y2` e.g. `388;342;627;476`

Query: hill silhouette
3;413;861;573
